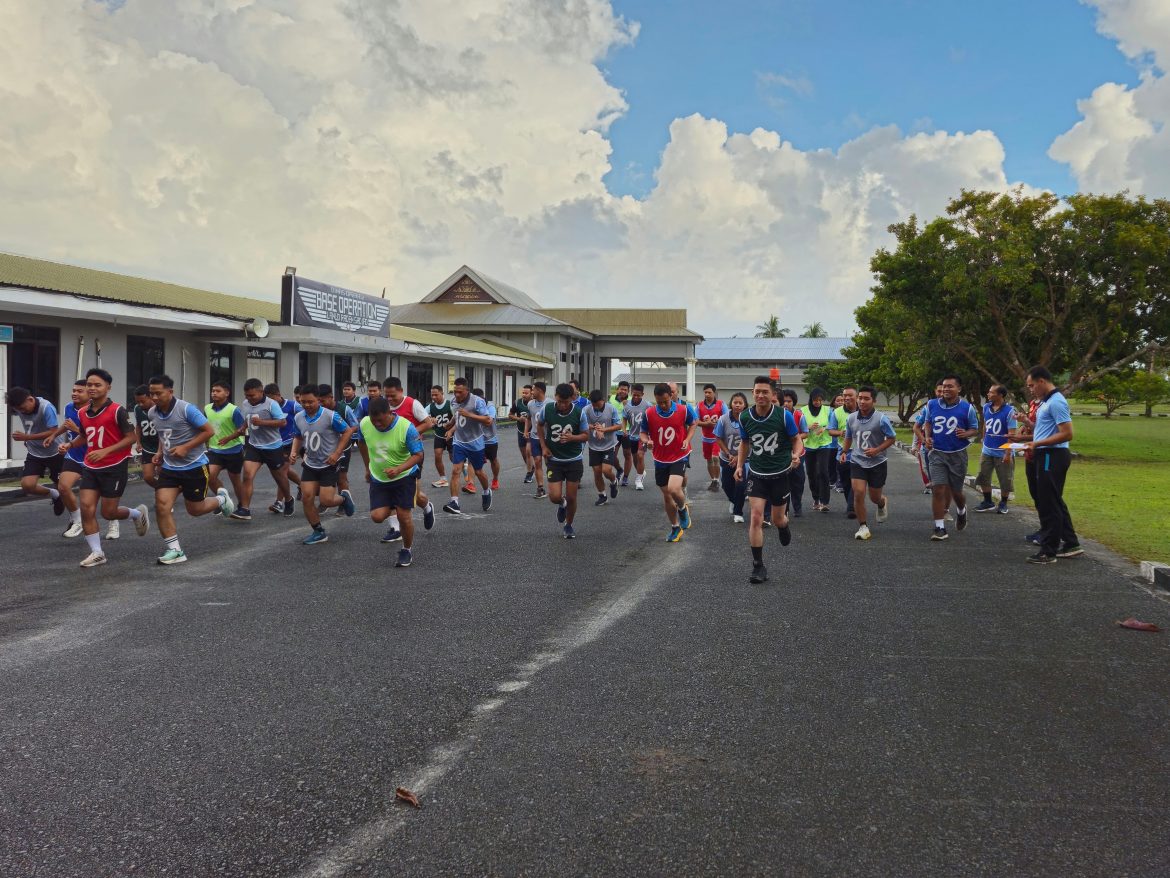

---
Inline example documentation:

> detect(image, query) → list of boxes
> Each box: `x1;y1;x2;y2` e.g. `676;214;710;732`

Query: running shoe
609;480;618;499
922;487;932;495
854;524;872;541
534;488;547;499
819;504;830;514
1026;531;1042;545
395;548;412;568
666;525;683;543
974;499;997;513
80;552;107;568
105;519;120;540
217;488;236;518
563;524;576;540
62;520;83;538
931;526;949;541
1056;543;1084;558
678;505;691;530
956;510;968;532
620;477;629;488
557;500;568;524
749;562;768;584
283;497;296;516
634;476;644;491
462;483;477;495
1027;552;1057;564
482;489;492;512
523;471;534;484
997;502;1010;514
876;498;889;523
134;504;150;537
442;500;461;515
777;525;792;546
381;527;402;543
340;489;355;517
52;494;64;516
157;548;187;565
432;478;449;488
268;500;284;514
423;503;435;531
230;507;252;521
732;514;745;524
708;479;719;492
491;479;500;491
846;510;857;520
303;529;329;545
792;507;802;518
594;495;608;507
296;489;302;501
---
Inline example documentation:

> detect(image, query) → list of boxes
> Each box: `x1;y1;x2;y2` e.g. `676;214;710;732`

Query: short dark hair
473;387;484;397
454;377;468;388
317;383;334;398
133;383;149;396
212;380;232;392
342;381;356;391
589;389;604;404
632;383;644;392
533;381;547;392
555;382;574;400
148;374;174;389
809;386;826;402
368;380;381;389
264;382;281;396
383;377;403;391
86;367;114;385
244;378;264;392
858;385;877;399
523;384;533;390
299;385;318;398
940;374;962;387
753;375;774;389
569;379;580;391
653;382;671;397
730;391;749;406
703;383;716;392
1027;365;1053;382
991;384;1009;398
782;389;799;405
79;379;97;388
369;397;391;417
4;386;31;407
431;384;444;393
618;381;630;389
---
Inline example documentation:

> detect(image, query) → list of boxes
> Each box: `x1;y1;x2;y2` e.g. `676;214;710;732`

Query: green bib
204;403;244;450
738;405;794;476
801;404;832;450
543;402;584;461
361;415;414;482
427;400;453;436
833;406;850;445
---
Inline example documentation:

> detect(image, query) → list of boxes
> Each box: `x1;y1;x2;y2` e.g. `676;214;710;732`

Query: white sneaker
876;497;889;523
134;504;150;537
62;520;83;538
733;514;745;524
106;520;120;540
432;478;449;488
854;524;872;541
217;488;236;518
80;552;107;568
634;476;644;491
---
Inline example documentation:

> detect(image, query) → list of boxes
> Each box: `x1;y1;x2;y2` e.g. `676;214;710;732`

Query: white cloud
0;0;1025;337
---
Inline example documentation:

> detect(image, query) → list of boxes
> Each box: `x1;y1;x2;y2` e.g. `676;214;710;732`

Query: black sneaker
594;495;608;507
442;500;461;515
395;548;412;568
749;563;768;584
1027;552;1057;564
230;507;252;521
609;480;618;499
974;499;997;513
846;510;857;520
534;488;547;500
556;501;568;524
777;525;792;547
423;503;435;531
523;471;535;484
1026;531;1042;545
931;526;949;541
52;494;64;516
792;507;803;518
283;497;296;516
381;528;402;543
1056;544;1084;558
956;510;968;531
481;490;492;512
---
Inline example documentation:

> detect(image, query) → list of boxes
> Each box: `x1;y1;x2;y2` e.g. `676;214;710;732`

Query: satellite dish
245;317;270;339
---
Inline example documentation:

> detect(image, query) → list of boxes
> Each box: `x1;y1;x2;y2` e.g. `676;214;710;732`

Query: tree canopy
755;315;789;338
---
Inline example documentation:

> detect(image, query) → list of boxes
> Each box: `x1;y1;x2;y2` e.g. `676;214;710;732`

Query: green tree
800;322;829;338
755;315;789;338
1131;368;1170;416
1073;370;1142;417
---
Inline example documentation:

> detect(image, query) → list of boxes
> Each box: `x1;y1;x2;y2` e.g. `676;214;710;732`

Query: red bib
698;399;725;439
393;396;421;426
79;401;132;469
644;403;690;464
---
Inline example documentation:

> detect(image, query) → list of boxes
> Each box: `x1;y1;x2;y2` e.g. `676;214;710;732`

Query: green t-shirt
738;405;795;476
543;402;586;461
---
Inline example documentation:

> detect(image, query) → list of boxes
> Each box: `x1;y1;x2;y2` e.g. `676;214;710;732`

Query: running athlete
539;382;590;539
510;384;535;483
132;384;161;490
68;368;149;567
974;384;1017;514
474;388;503;490
569;380;588;410
355;380;382;422
735;377;802;582
800;387;838;513
913;381;946;494
524;382;549;499
223;379;294;522
641;382;699;542
915;374;980;541
289;385;358;544
6;385;65;516
205;381;246;504
319;384;358;512
621;383;650;490
339;381;365;496
839;385;896;541
608;380;629;482
443;378;493;514
829;386;859;518
697;384;726;492
45;380;88;537
380;377;437;543
714;391;748;523
267;384;302;514
357;397;426;567
149;374;233;564
584;389;621;506
426;385;453;488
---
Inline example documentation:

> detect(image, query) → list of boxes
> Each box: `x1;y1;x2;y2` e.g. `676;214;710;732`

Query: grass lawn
891;417;1169;564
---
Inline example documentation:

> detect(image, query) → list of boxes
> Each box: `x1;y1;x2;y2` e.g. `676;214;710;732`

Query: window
334;355;352;393
464;366;475;388
246;347;277;388
209;344;234;391
407;360;432;402
504;370;516;405
9;324;59;402
125;335;165;401
484;367;494;403
298;351;310;388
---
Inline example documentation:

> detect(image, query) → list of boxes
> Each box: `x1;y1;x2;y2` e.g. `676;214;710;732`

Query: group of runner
7;362;1079;578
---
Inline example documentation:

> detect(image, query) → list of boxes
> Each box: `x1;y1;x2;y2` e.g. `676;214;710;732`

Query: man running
472;387;502;490
915;374;980;541
46;380;88;538
829;386;858;518
735;376;802;583
584;389;621;506
510;384;535;483
714;391;749;523
289;385;358;545
205;380;245;505
608;380;629;482
224;378;293;522
839;385;896;541
148;374;233;564
621;383;650;490
442;378;493;514
780;389;809;517
267;383;301;515
6;385;65;517
913;381;945;494
426;385;453;488
67;368;150;567
569;380;587;410
380;377;437;543
357;397;426;567
538;382;590;539
697;384;725;492
132;384;161;491
641;382;699;542
524;381;549;499
974;384;1018;514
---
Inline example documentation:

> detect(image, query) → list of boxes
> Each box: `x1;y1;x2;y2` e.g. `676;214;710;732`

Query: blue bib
926;398;975;453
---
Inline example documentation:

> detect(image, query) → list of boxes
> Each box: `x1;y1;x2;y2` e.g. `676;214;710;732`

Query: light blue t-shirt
238;397;286;450
1033;391;1071;448
483;402;499;445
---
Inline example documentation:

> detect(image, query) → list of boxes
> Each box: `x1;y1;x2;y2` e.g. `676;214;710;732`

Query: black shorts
337;448;352;473
625;436;641;453
654;460;687;487
62;457;86;476
517;429;528;448
139;450;158;466
301;463;338;487
80;460;130;499
746;470;791;504
369;474;417;511
850;461;888;489
484;443;499;462
546;458;584;484
208;449;244;474
157;465;210;502
244;445;286;469
434;434;449;451
22;455;63;482
588;447;618;468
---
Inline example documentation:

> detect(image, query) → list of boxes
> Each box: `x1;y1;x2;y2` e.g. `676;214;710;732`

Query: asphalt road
1;438;1168;877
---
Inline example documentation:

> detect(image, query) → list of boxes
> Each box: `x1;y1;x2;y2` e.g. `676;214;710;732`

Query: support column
685;357;697;403
278;343;299;397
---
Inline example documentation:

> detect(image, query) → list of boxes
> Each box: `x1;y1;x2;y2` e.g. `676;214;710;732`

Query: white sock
85;533;101;554
126;507;142;520
217;493;227;508
934;519;945;528
69;509;81;523
165;535;182;553
48;488;60;500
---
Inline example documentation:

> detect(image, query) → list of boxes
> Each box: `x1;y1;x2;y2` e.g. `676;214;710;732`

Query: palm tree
800;321;828;338
754;315;789;338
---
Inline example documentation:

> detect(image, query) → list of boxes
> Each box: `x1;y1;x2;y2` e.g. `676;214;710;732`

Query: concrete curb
1140;561;1170;588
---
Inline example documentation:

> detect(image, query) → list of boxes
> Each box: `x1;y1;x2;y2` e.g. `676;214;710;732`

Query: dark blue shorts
451;444;485;471
529;437;543;458
369;473;417;511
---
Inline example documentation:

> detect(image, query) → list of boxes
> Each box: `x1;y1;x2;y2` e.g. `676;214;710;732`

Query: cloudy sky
1;0;1167;337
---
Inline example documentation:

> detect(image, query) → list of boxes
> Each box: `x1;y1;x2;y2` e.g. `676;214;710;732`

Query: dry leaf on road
395;787;422;808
